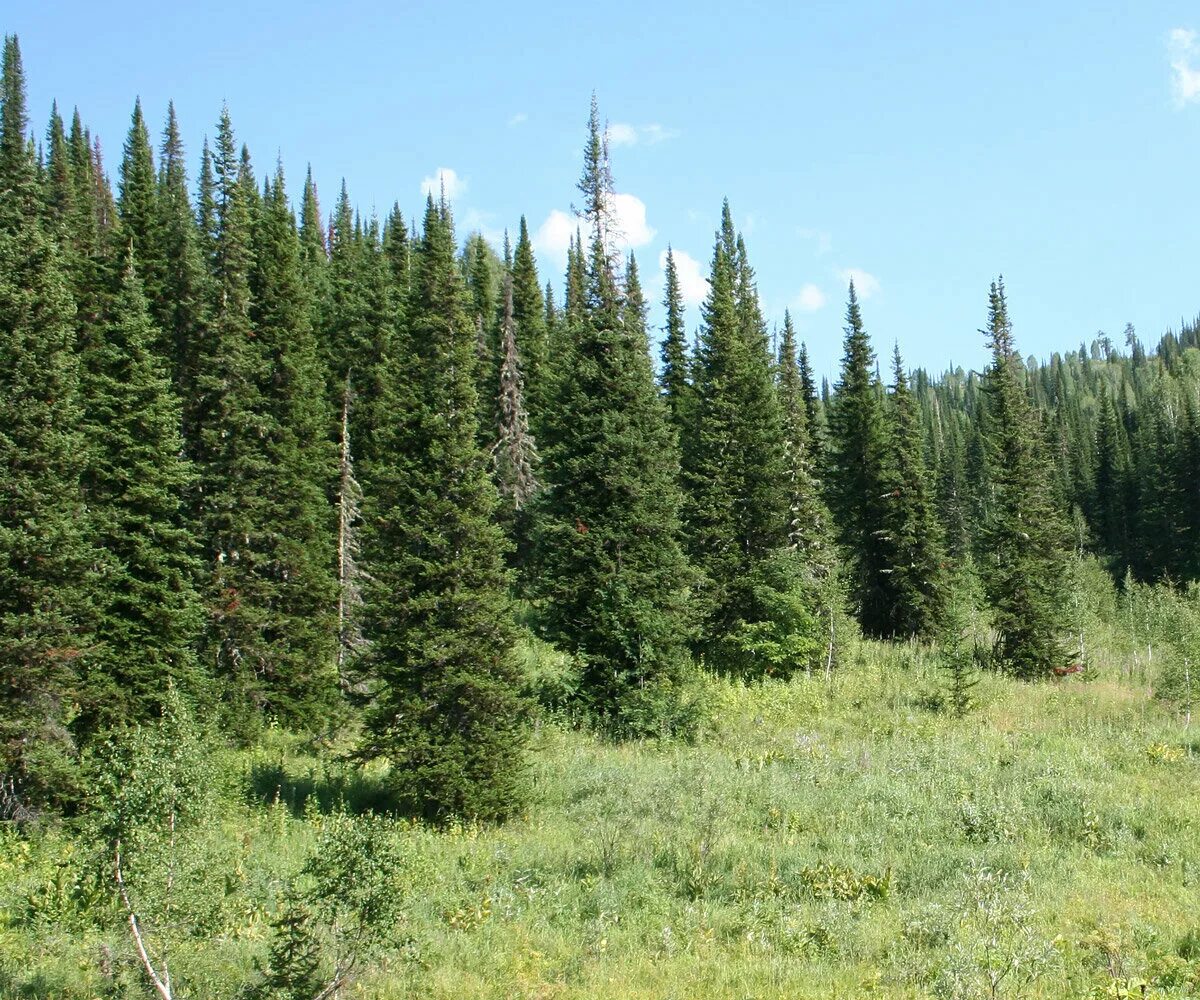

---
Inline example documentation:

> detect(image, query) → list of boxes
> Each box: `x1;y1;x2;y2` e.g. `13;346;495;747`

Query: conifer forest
3;30;1200;1000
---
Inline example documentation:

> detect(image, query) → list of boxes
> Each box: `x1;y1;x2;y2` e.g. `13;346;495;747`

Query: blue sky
8;1;1200;379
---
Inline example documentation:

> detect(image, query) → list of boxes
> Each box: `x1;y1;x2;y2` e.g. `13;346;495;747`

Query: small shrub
1145;742;1185;764
800;862;893;902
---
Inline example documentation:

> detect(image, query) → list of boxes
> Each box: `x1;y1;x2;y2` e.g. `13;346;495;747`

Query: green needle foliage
357;196;527;823
76;251;204;735
533;101;696;734
247;164;341;722
878;344;946;639
511;215;548;435
682;204;790;673
0;36;97;805
978;279;1072;678
659;245;693;443
827;281;891;636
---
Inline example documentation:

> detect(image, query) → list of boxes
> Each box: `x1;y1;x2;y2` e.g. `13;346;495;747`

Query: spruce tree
778;311;835;566
382;202;409;302
154;101;207;408
358;196;526;822
978;279;1071;677
659;246;692;441
510;216;548;432
42;101;73;228
0;37;95;801
682;204;790;672
878;344;946;638
1092;389;1131;572
192;108;279;722
247;164;340;719
0;36;37;229
116;101;158;301
827;281;891;635
76;251;204;734
797;340;825;464
533;104;694;733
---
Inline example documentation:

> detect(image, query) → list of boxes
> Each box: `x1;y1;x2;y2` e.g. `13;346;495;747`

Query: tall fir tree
659;246;692;442
682;203;790;672
827;281;892;636
0;35;37;229
42;101;73;228
777;311;835;567
116;101;157;288
246;163;341;719
0;34;97;803
533;104;694;733
192;108;280;722
797;340;825;465
978;279;1071;677
1091;388;1132;573
76;251;204;734
358;196;526;822
510;216;548;433
154;101;207;409
877;345;946;637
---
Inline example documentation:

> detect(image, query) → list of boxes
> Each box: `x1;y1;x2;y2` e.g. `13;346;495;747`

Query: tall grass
2;560;1199;998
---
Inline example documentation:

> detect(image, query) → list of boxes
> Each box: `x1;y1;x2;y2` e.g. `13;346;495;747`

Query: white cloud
460;208;506;249
1169;28;1200;106
420;166;466;202
837;267;881;299
607;122;639;146
641;123;680;144
797;227;832;255
792;283;826;313
533;208;577;265
606;122;680;147
610;192;656;248
534;192;656;267
508;112;528;126
659;248;709;306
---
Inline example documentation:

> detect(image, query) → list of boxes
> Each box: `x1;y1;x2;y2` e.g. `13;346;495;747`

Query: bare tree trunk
336;375;366;682
115;841;173;1000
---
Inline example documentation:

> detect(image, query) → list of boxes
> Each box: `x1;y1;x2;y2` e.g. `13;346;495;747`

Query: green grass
3;634;1200;998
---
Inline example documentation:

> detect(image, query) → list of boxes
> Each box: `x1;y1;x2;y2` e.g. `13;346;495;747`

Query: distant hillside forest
1;31;1198;821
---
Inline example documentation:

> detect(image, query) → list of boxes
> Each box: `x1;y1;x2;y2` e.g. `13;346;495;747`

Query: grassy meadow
3;565;1200;999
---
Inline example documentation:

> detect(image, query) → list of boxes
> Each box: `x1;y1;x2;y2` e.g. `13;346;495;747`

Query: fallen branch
114;839;173;1000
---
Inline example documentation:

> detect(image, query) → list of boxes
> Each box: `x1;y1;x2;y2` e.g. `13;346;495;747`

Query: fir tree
116;101;157;293
778;310;834;566
797;340;824;464
192;108;280;722
76;250;203;735
154;101;207;408
978;279;1071;677
682;204;790;672
382;202;409;302
42;101;73;228
0;44;95;800
510;216;548;431
878;345;946;638
1092;389;1131;572
659;246;692;441
533;106;694;733
251;895;323;1000
247;163;340;719
827;281;891;635
358;196;526;822
0;36;37;229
